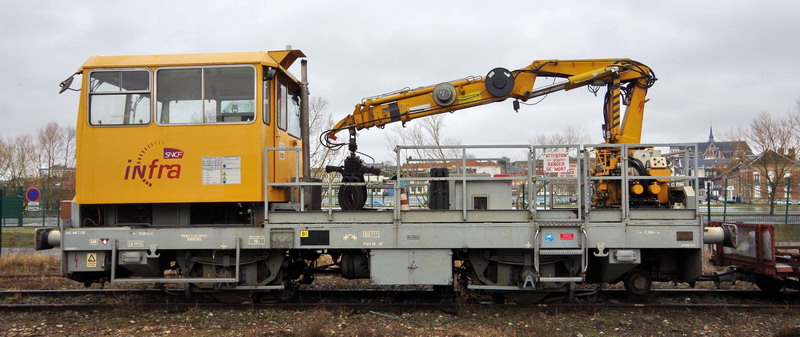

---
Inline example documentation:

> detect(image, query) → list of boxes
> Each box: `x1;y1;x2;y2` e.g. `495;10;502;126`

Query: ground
2;228;800;336
1;306;799;337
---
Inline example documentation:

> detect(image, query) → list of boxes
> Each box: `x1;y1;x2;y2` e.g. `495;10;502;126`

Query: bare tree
0;137;10;182
384;114;461;166
792;99;800;134
36;122;64;175
382;115;462;206
308;96;346;181
63;126;76;168
727;111;798;214
530;126;591;148
7;135;35;186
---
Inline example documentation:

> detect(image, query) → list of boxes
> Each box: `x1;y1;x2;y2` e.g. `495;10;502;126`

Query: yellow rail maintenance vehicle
37;48;735;303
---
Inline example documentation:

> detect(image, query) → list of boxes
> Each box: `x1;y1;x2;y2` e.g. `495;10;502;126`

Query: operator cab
61;50;307;227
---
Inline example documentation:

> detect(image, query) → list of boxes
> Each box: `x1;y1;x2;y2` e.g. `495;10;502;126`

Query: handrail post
462;148;467;221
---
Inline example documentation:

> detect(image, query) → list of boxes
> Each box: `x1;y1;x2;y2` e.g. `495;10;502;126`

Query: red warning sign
560;233;575;240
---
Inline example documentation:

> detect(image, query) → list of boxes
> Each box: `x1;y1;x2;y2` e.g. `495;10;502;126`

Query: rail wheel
624;271;652;296
755;275;784;294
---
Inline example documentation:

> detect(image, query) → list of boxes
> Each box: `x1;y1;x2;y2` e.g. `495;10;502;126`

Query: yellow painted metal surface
329;58;653;145
74;51;302;204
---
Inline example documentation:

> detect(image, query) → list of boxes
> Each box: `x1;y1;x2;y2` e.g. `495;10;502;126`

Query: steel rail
1;301;800;312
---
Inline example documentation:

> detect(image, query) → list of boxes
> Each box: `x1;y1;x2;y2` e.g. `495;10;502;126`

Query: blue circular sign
26;188;41;202
544;233;555;242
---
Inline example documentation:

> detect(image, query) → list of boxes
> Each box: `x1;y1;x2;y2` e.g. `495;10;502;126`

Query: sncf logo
163;148;184;159
123;142;183;187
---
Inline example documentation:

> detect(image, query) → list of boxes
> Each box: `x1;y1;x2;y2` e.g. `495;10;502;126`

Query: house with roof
720;148;799;204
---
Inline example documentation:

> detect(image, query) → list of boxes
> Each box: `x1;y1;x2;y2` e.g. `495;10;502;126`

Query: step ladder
533;221;588;284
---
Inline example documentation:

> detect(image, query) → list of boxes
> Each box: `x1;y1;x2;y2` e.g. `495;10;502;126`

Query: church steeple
708;124;715;143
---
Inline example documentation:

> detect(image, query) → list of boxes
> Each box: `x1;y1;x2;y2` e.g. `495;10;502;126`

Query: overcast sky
2;1;798;163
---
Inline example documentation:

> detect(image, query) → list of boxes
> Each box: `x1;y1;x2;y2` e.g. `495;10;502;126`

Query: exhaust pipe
300;59;310;179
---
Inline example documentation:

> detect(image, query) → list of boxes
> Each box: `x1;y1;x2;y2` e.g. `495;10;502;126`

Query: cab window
156;66;255;124
277;81;287;130
262;78;270;125
276;79;302;138
287;88;301;138
89;69;151;126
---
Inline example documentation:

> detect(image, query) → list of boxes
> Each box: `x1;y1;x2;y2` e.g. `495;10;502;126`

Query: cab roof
80;50;306;71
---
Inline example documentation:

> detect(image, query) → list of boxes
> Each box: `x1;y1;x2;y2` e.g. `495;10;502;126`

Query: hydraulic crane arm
326;59;656;145
324;59;656;210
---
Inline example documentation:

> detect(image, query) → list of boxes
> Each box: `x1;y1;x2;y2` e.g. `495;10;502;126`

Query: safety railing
531;144;584;220
263;143;700;223
393;144;535;222
581;143;699;219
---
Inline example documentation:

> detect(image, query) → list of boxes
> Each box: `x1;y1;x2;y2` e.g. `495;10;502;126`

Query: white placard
202;156;242;185
544;151;569;173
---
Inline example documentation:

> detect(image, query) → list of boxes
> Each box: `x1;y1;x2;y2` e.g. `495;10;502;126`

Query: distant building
721;149;799;203
401;160;503;176
670;126;753;199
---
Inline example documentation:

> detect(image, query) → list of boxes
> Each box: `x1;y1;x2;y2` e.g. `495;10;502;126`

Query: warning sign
544;151;569;173
557;163;578;177
300;230;309;238
86;253;97;268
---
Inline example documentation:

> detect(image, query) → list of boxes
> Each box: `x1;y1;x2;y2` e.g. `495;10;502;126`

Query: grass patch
1;227;37;249
0;253;74;289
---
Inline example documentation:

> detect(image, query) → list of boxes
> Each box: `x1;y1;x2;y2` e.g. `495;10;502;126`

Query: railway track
1;301;799;311
0;287;796;297
1;288;799;311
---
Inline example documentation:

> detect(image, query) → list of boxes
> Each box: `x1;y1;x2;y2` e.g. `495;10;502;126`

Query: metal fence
0;187;23;226
703;202;800;225
1;186;64;227
702;178;800;225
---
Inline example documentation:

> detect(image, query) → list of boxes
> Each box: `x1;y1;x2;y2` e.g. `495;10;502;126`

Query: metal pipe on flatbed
703;225;737;248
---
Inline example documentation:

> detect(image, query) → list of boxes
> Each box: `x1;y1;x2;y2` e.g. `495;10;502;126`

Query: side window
277;81;287;130
262;79;270;125
287;89;301;138
89;70;151;125
156;66;255;124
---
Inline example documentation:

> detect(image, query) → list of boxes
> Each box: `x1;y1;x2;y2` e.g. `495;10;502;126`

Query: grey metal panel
370;249;452;285
396;224;534;249
61;227;270;251
295;225;396;249
628;209;696;220
585;223;702;249
624;226;701;249
449;180;512;210
588;210;623;222
539;227;581;249
404;210;529;223
268;211;394;224
270;228;293;248
59;220;702;251
66;251;108;272
534;210;579;220
584;224;628;248
266;209;531;224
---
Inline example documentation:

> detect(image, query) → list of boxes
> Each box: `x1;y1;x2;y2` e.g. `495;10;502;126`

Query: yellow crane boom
327;59;656;145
